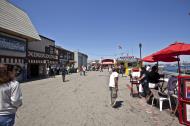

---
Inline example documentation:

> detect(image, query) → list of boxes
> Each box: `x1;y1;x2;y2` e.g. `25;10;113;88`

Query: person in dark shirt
138;67;150;97
62;67;67;82
148;65;160;84
120;65;125;77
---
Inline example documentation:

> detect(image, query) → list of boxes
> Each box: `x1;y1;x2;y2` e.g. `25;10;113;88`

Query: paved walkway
15;71;180;126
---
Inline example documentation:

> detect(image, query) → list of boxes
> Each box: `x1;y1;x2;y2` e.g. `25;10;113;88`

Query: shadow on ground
113;101;124;108
63;80;70;82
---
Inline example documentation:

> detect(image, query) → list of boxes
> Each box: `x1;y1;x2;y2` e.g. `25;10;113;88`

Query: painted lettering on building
0;35;26;52
28;51;58;60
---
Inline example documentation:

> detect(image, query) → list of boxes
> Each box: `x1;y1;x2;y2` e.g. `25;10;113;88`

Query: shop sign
28;51;56;59
117;56;138;61
0;35;26;52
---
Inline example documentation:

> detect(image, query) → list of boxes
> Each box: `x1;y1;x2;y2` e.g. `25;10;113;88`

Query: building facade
74;51;88;68
27;35;58;78
56;46;75;67
0;0;40;81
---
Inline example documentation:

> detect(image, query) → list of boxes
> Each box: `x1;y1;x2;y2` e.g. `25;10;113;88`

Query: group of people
46;66;56;78
108;65;161;108
138;65;160;99
0;64;23;126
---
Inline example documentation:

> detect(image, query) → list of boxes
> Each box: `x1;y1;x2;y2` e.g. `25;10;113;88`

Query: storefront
101;59;115;68
28;35;58;78
27;50;57;78
56;46;75;67
117;56;140;75
0;33;27;80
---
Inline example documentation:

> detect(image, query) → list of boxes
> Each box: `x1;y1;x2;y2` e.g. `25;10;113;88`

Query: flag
118;45;122;49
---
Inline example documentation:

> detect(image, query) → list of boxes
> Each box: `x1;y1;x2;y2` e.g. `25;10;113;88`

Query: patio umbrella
142;54;179;63
150;42;190;125
152;42;190;74
153;42;190;58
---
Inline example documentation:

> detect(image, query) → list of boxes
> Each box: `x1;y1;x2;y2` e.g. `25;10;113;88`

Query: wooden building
0;0;40;81
27;35;58;78
55;46;75;67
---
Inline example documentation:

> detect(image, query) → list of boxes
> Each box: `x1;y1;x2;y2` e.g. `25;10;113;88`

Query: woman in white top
0;64;22;126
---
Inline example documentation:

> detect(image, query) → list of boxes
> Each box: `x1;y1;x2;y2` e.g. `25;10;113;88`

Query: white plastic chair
151;89;172;111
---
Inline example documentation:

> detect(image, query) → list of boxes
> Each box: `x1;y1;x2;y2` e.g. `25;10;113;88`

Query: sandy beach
15;71;180;126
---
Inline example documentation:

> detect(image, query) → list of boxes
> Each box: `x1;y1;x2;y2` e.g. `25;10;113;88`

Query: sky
10;0;190;60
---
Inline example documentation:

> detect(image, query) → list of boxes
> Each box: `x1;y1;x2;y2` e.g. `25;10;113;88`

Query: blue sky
11;0;190;60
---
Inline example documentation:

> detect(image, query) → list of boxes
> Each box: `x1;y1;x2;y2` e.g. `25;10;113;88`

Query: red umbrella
153;42;190;58
142;54;179;62
151;42;190;125
152;42;190;74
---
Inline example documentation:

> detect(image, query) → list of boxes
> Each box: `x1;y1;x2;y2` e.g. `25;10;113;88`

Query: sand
15;71;180;126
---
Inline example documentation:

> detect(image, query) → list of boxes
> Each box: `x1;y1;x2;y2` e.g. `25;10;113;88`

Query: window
45;46;50;54
49;47;54;55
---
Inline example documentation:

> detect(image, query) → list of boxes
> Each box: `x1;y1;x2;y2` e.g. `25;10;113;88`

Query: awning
102;62;114;65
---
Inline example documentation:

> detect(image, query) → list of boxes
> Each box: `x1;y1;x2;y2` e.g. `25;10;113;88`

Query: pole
139;43;142;67
177;56;181;75
139;43;142;59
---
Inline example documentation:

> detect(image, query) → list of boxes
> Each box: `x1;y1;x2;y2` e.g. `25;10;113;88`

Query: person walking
53;68;56;78
82;66;86;76
61;67;67;82
100;65;103;72
109;68;119;107
80;66;83;76
46;66;50;78
67;66;70;75
0;64;22;126
120;65;125;77
108;66;112;74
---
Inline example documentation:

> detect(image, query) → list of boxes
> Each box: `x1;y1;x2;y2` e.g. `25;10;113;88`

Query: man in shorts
109;68;119;107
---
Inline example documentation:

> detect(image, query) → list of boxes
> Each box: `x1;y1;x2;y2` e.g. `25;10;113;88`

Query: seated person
167;75;177;95
148;65;160;84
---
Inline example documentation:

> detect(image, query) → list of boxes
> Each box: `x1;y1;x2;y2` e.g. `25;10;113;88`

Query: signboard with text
28;50;58;60
0;35;26;52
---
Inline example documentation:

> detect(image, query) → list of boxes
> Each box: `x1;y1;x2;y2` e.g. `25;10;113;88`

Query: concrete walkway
15;71;180;126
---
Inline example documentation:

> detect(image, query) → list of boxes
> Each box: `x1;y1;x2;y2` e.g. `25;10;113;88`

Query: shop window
49;46;54;55
45;47;50;54
4;58;6;63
